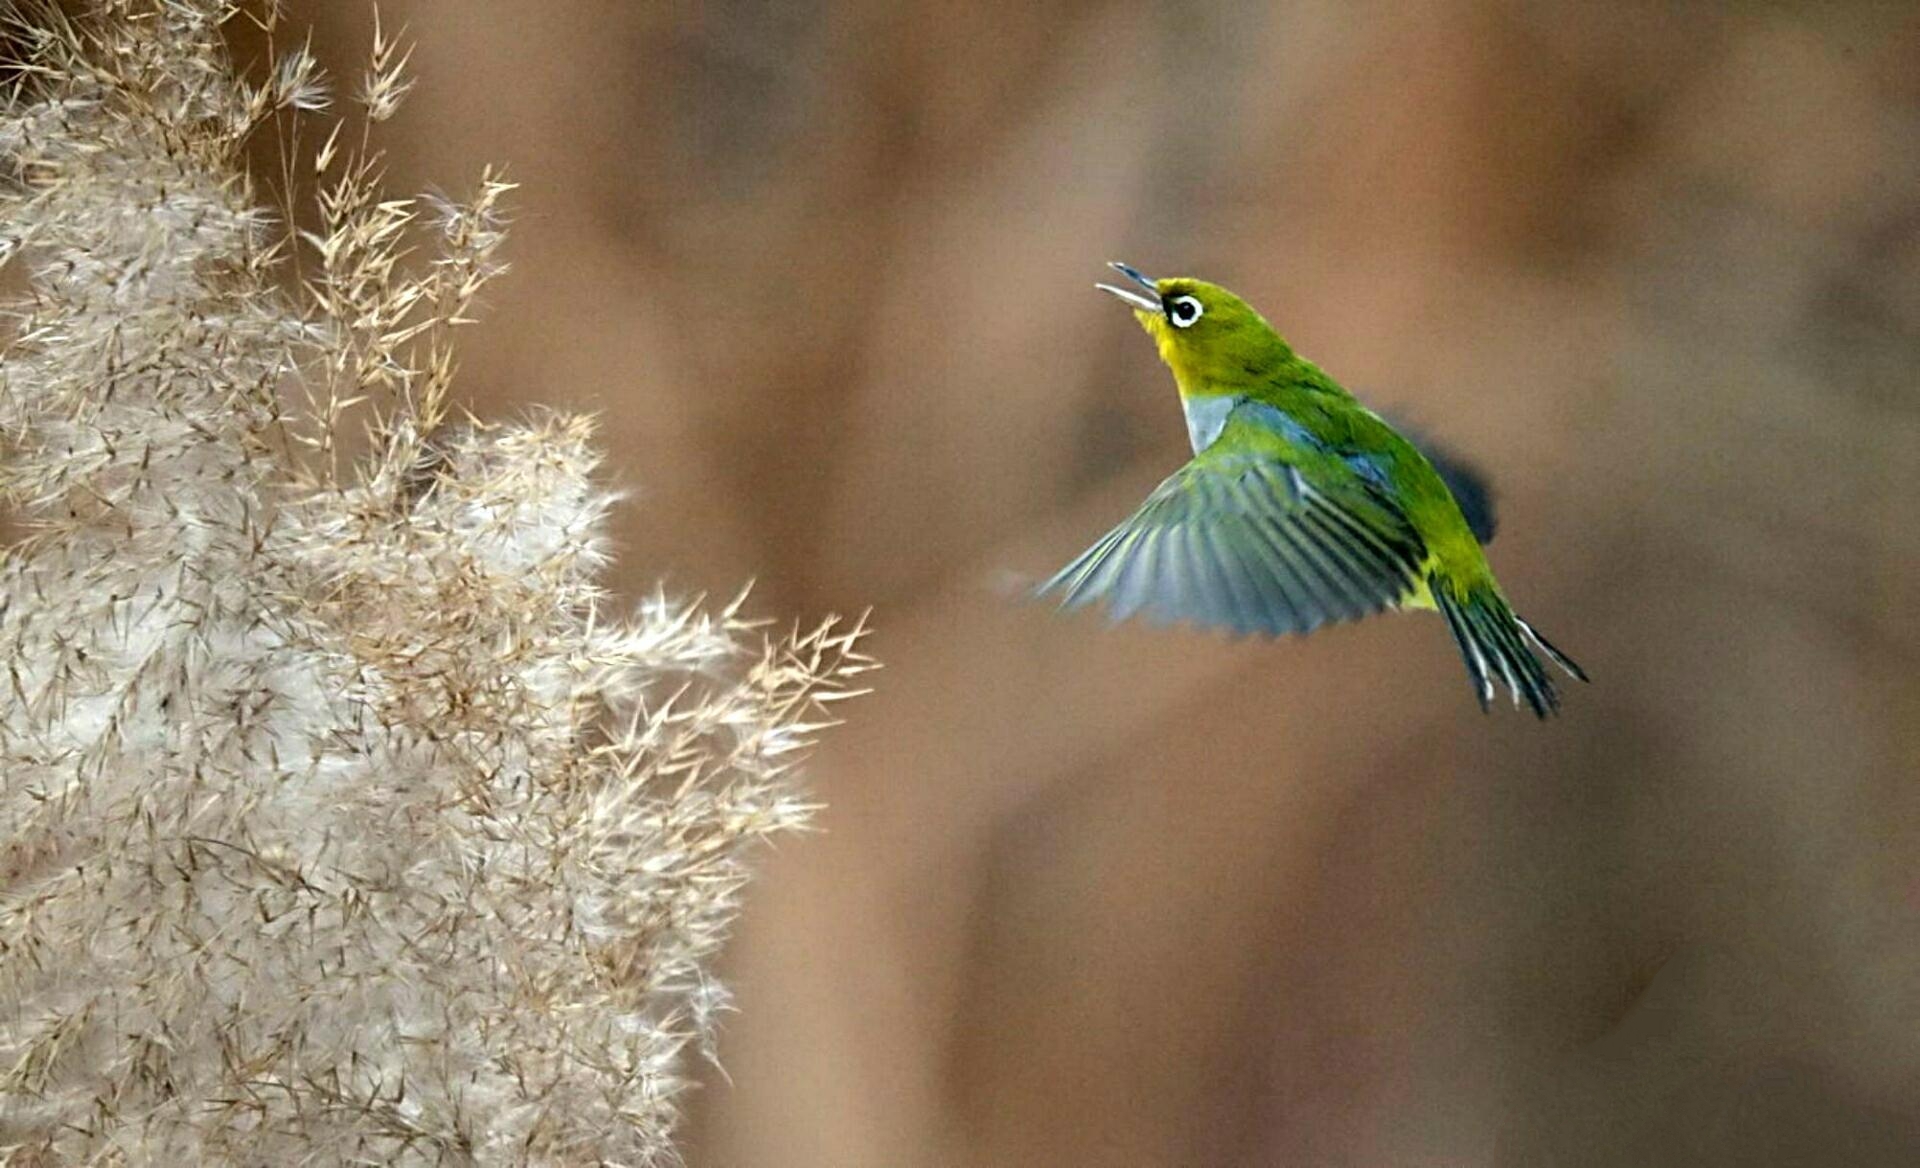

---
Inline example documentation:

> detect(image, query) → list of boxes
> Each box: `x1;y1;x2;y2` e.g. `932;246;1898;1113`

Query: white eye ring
1167;295;1204;328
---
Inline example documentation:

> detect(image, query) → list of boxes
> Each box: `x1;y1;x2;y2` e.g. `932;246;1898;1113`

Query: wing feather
1039;409;1426;637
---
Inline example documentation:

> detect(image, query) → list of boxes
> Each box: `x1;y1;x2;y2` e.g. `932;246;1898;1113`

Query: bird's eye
1167;295;1204;328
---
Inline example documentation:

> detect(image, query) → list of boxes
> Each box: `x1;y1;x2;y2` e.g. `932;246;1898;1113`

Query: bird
1037;262;1587;717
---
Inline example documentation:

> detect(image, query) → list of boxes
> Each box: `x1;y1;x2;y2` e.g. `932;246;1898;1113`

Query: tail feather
1433;578;1586;718
1515;615;1589;683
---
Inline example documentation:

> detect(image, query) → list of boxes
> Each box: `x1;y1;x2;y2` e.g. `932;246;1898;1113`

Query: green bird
1039;262;1587;717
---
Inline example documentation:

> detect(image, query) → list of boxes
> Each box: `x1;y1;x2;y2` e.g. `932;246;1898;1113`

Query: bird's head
1096;262;1291;395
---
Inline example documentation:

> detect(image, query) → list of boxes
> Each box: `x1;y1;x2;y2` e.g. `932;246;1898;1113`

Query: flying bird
1039;263;1587;717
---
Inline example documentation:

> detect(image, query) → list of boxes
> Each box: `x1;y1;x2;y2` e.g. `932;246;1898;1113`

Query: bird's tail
1431;574;1588;718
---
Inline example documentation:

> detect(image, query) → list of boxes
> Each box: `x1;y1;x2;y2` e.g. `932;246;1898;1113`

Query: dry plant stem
0;2;872;1164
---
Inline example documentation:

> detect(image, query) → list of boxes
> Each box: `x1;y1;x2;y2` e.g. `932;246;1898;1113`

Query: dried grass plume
0;2;871;1163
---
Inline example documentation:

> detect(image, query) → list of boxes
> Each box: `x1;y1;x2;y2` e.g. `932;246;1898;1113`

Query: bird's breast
1181;393;1239;454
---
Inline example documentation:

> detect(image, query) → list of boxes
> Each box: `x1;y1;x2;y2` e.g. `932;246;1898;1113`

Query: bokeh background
285;2;1918;1164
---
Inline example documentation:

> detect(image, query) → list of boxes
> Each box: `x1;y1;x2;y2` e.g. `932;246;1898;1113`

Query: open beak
1095;261;1161;312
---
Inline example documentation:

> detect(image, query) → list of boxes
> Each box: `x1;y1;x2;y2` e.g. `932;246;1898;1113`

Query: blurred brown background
290;2;1918;1164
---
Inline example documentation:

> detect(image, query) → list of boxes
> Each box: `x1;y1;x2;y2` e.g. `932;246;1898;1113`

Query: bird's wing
1391;422;1497;544
1038;410;1428;636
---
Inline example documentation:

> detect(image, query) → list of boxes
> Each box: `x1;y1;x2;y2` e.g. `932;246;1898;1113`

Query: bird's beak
1095;261;1161;312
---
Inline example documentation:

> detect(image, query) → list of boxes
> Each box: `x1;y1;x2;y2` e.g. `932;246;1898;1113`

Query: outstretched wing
1038;412;1428;636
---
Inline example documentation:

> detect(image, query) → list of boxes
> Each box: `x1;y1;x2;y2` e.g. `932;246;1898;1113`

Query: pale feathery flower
0;2;872;1164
